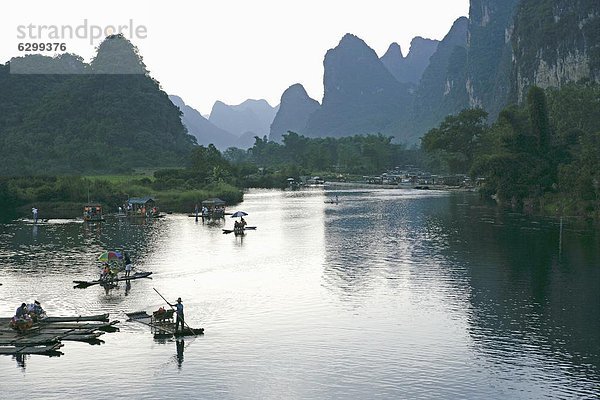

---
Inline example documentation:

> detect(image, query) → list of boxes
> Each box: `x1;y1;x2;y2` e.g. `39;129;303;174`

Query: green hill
0;34;196;176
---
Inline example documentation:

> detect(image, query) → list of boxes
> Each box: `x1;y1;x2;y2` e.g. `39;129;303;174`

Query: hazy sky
2;0;469;114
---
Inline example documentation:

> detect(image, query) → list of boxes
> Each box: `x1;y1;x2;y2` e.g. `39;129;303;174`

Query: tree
421;108;488;173
190;145;232;183
527;86;550;149
282;132;307;163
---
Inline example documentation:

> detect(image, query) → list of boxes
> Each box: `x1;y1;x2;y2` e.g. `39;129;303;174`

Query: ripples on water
0;188;598;399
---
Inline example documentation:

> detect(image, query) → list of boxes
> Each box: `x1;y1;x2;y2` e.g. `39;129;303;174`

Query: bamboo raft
0;314;119;355
222;226;257;235
73;272;153;288
43;314;109;322
0;343;63;355
126;311;204;337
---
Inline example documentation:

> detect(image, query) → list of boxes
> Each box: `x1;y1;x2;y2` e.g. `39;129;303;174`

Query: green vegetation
226;132;426;186
0;132;424;219
421;108;488;174
513;0;600;87
0;172;242;221
144;135;425;191
422;83;600;218
0;35;195;176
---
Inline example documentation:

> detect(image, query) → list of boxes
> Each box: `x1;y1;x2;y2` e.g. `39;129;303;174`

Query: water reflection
202;219;225;228
13;354;27;370
439;202;600;396
5;350;63;371
322;190;463;301
176;339;184;369
0;189;598;398
149;337;187;372
321;189;599;396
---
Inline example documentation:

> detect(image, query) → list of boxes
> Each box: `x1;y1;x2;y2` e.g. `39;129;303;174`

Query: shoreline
323;181;478;192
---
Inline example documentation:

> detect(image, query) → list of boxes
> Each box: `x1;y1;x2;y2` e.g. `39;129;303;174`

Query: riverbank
0;175;244;220
324;180;478;192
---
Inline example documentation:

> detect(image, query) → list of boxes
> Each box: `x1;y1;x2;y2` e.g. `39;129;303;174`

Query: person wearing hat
32;300;43;315
168;297;185;333
124;252;132;278
27;300;45;321
15;303;27;318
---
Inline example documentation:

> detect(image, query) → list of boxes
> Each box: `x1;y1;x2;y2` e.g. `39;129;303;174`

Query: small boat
83;204;104;222
199;198;227;219
20;218;51;224
126;311;151;319
73;271;153;288
222;226;256;235
0;313;119;355
60;332;104;342
38;321;119;332
126;197;157;218
324;196;339;204
42;314;109;323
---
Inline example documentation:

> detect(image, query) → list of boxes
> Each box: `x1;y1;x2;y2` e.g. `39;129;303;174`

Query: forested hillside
0;34;196;176
422;82;600;217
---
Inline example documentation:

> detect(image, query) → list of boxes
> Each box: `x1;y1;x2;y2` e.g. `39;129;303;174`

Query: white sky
1;0;469;114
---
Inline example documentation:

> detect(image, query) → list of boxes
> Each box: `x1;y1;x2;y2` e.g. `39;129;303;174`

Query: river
0;188;598;399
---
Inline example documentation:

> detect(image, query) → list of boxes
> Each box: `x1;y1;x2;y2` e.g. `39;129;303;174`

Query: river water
0;188;598;399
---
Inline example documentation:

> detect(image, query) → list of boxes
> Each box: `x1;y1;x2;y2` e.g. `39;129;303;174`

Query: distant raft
222;226;256;235
73;271;153;288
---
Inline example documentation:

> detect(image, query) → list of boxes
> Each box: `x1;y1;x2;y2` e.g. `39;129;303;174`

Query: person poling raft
169;297;185;333
152;288;204;336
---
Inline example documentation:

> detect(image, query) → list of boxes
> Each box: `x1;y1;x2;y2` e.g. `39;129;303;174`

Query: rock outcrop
269;84;320;142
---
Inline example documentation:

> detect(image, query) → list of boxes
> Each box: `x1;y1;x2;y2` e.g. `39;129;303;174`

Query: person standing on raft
124;252;132;277
168;297;185;333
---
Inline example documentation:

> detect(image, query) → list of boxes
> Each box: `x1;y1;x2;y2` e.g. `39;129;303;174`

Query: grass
9;171;244;218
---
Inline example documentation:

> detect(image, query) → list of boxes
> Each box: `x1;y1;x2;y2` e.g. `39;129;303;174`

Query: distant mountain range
269;0;600;144
209;99;279;138
109;1;600;150
381;37;439;86
169;97;279;150
1;0;598;172
169;95;239;150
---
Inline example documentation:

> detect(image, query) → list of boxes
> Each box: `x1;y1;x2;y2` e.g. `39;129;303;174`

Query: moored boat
83;204;104;222
0;343;64;355
42;314;109;323
126;197;162;218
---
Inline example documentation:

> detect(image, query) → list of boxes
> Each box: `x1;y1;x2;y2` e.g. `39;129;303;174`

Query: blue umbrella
230;211;248;218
